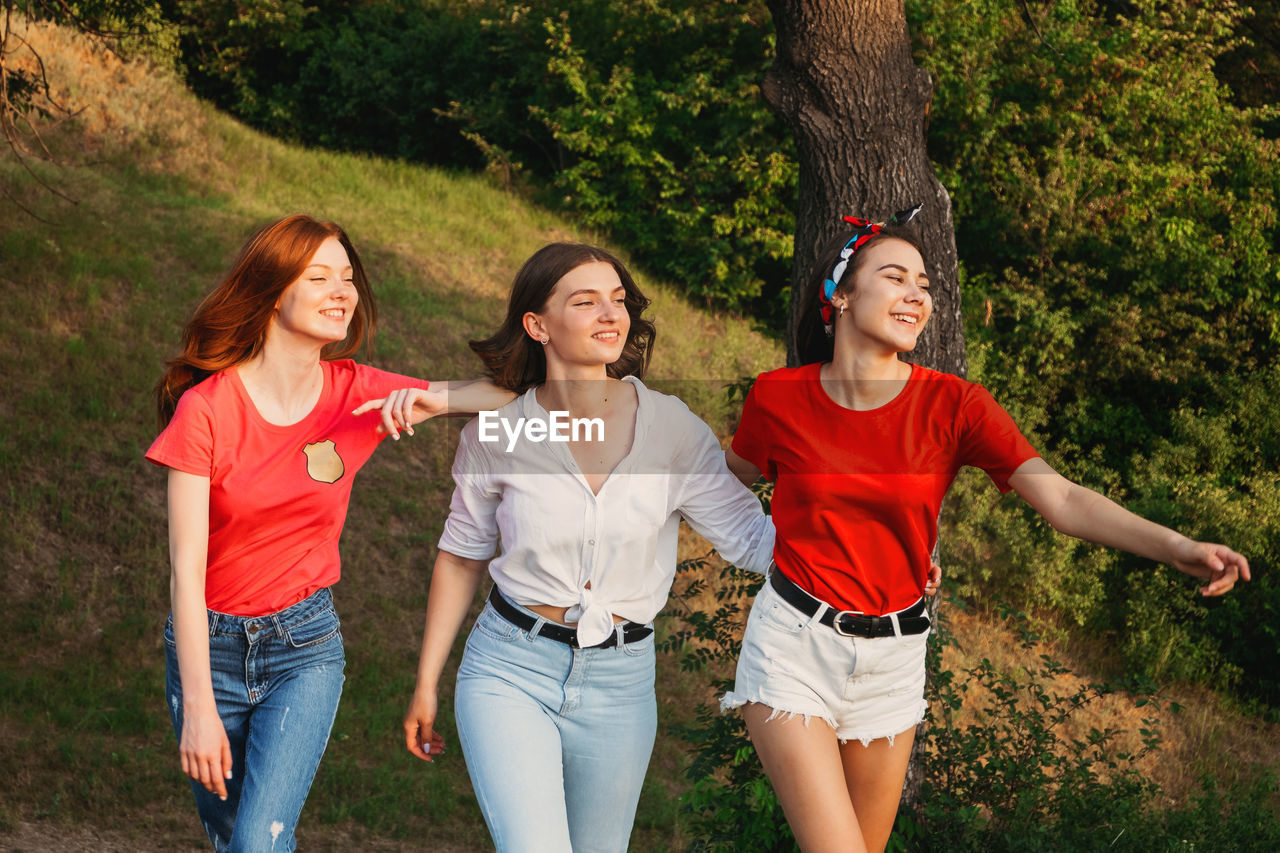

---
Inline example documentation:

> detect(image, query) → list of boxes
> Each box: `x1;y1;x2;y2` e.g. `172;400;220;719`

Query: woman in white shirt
397;242;775;853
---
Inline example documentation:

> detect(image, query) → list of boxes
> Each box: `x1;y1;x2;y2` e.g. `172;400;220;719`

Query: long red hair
155;215;377;427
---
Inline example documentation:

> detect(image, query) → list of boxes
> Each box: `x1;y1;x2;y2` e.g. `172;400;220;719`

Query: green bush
912;0;1280;705
660;552;795;853
507;1;795;312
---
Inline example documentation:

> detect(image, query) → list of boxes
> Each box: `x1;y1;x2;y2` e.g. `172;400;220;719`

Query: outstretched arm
353;379;516;439
1007;457;1250;596
403;549;490;763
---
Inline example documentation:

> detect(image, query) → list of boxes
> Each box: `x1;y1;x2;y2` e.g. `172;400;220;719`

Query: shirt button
588;539;595;545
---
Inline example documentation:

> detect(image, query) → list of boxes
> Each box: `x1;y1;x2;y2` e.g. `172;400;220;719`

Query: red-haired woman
722;212;1250;853
147;214;510;852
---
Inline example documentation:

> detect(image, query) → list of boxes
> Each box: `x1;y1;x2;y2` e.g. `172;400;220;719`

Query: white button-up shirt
439;377;775;646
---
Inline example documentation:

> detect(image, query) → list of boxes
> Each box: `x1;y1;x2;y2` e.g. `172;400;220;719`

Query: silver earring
838;304;846;318
540;338;549;345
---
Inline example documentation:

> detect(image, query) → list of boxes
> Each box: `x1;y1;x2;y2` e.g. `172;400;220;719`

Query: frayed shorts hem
720;692;926;747
719;691;838;732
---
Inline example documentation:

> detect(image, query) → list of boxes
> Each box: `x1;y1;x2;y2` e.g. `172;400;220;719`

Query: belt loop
528;615;547;642
207;611;218;637
271;615;285;639
888;612;903;638
808;602;830;630
614;623;625;652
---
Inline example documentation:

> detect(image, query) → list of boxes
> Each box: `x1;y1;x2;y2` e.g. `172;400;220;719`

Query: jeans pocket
285;606;342;648
758;597;807;636
621;631;656;658
470;603;521;643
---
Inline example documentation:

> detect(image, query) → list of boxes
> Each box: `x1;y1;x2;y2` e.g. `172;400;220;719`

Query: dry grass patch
939;603;1280;810
7;15;219;174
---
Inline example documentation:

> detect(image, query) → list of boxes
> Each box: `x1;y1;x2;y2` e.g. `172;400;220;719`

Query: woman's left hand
353;387;447;439
924;561;942;597
1172;539;1251;597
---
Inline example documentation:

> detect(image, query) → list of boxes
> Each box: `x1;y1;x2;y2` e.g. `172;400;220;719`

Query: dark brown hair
795;226;927;366
155;215;376;426
471;243;656;392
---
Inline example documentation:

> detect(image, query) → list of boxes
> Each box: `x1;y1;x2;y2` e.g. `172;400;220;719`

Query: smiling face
833;237;931;354
272;236;358;347
524;261;630;377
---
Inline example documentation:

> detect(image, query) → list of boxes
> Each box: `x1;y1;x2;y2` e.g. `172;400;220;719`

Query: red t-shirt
732;362;1039;615
146;359;429;615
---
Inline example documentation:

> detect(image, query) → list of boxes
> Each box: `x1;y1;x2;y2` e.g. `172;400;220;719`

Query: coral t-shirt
732;362;1039;615
146;359;429;615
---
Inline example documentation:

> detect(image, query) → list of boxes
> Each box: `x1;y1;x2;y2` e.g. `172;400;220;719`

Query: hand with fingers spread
353;386;448;440
1172;539;1251;597
180;707;233;800
404;687;447;763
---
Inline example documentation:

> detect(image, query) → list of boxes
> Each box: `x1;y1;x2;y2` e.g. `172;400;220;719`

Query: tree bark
764;0;964;378
763;0;964;815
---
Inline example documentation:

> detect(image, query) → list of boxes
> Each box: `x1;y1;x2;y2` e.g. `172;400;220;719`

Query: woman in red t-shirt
722;213;1251;853
147;214;510;852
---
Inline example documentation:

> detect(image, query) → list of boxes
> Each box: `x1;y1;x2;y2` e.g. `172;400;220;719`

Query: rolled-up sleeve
438;419;501;560
674;412;775;574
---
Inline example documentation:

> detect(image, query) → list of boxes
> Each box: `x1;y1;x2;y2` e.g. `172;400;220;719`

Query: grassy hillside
1;17;1276;852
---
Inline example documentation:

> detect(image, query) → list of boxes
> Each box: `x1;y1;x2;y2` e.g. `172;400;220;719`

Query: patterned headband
820;203;923;334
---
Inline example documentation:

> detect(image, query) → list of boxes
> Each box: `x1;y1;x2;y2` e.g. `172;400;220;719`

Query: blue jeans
454;599;658;853
164;587;346;853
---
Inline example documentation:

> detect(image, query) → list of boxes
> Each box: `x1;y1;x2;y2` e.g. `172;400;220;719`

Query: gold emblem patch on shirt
303;439;344;483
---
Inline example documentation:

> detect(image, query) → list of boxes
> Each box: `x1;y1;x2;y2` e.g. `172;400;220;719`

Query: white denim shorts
721;575;930;746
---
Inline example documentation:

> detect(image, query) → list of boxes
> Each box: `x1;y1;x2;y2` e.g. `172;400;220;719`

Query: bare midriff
524;603;628;626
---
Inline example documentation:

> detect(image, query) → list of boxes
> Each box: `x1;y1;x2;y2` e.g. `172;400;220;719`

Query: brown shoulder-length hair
795;225;928;366
471;242;656;393
155;214;377;427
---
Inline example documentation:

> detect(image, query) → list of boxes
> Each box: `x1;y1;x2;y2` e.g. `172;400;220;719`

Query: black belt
487;587;654;649
769;571;930;638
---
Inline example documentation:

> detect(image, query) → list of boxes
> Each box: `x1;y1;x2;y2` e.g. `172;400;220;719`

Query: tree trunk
764;0;964;378
763;0;964;815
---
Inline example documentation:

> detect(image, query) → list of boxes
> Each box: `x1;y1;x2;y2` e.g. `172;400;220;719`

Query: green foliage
660;550;796;852
512;1;795;312
157;0;315;122
912;0;1280;704
157;0;497;168
1218;0;1280;128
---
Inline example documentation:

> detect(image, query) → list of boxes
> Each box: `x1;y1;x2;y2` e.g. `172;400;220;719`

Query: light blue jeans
454;599;658;853
164;588;346;853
